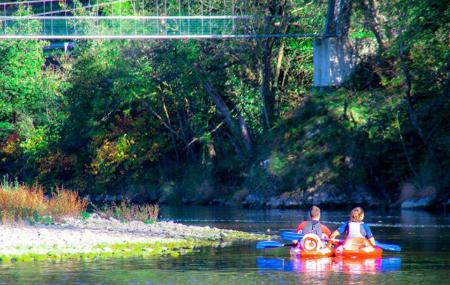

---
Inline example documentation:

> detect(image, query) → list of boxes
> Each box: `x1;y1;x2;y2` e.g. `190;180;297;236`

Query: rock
210;199;225;205
266;191;303;208
232;189;249;203
242;194;266;208
401;196;435;209
283;197;302;208
266;197;283;208
350;186;381;206
158;182;176;204
399;184;437;209
193;180;215;203
305;185;347;205
0;219;266;262
89;213;101;220
281;191;303;208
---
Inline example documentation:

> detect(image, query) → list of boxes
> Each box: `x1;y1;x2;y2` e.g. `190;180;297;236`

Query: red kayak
291;236;383;259
290;233;334;258
290;246;334;258
335;247;383;258
334;237;383;259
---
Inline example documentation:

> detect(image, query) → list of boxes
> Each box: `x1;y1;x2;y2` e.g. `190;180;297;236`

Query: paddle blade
280;231;303;241
256;241;285;249
375;242;401;252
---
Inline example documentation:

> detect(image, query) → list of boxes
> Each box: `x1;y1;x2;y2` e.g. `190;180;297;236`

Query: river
0;206;449;284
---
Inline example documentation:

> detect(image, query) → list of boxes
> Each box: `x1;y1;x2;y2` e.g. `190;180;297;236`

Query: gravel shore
0;214;265;262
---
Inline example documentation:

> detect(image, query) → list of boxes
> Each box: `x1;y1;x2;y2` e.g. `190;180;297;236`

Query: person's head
350;207;364;222
309;205;321;221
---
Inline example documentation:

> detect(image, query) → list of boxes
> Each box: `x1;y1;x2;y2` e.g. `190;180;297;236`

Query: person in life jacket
293;206;332;252
329;207;376;252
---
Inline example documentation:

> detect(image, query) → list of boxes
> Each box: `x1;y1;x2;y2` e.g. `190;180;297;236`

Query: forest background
0;0;448;210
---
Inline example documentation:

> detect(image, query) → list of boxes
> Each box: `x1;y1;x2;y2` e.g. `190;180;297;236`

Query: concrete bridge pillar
313;0;355;87
313;37;355;87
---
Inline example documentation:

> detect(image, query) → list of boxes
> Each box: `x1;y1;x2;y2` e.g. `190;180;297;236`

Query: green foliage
227;73;264;134
0;6;67;180
0;0;448;207
268;153;288;176
80;211;91;220
31;212;55;225
0;176;20;192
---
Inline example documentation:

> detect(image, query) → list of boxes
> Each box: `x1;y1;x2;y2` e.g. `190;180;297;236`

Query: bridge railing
0;0;327;39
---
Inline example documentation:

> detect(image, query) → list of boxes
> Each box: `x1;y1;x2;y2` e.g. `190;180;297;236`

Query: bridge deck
0;16;323;39
0;0;328;40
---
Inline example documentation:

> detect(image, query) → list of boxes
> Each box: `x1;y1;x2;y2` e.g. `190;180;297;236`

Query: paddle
374;241;401;252
280;231;303;241
280;231;401;252
256;240;295;249
280;231;335;247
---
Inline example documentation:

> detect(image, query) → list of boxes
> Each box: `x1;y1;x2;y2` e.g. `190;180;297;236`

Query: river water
0;206;449;284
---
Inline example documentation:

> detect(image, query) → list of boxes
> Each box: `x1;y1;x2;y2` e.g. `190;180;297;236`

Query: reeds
47;187;88;219
0;183;87;223
99;201;159;223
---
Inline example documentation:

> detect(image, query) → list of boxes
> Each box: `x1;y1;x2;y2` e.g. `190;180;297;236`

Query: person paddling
292;206;331;253
329;207;376;252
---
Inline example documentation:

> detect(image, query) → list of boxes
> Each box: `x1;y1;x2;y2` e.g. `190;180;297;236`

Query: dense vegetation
0;0;448;209
0;181;87;223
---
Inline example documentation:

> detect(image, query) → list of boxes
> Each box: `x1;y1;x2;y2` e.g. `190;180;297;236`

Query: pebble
0;216;260;255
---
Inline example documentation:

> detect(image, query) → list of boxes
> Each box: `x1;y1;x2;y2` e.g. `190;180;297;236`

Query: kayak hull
335;247;383;259
290;247;333;258
290;246;383;259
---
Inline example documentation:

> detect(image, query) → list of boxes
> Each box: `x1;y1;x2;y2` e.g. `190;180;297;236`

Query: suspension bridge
0;0;366;87
0;0;329;39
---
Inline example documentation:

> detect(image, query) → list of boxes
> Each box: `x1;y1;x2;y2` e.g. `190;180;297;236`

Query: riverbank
0;214;266;262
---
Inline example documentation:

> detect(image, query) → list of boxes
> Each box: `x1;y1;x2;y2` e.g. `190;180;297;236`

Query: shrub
0;184;47;223
99;200;159;223
47;187;88;220
0;182;87;223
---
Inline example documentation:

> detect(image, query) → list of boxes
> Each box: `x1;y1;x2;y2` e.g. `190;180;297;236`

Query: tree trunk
193;62;252;157
257;1;291;129
273;41;285;90
360;0;388;51
203;77;237;132
239;116;252;154
326;0;352;37
260;40;274;129
399;36;437;163
161;97;180;162
324;0;336;35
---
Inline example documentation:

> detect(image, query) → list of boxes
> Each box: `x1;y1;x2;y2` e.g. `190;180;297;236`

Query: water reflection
256;256;401;275
0;206;447;284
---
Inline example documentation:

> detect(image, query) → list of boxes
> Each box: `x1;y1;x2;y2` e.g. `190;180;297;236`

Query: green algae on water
0;231;268;263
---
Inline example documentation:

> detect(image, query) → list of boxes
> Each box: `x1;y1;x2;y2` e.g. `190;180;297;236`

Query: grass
97;200;159;223
0;177;159;224
0;181;87;223
47;187;88;219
